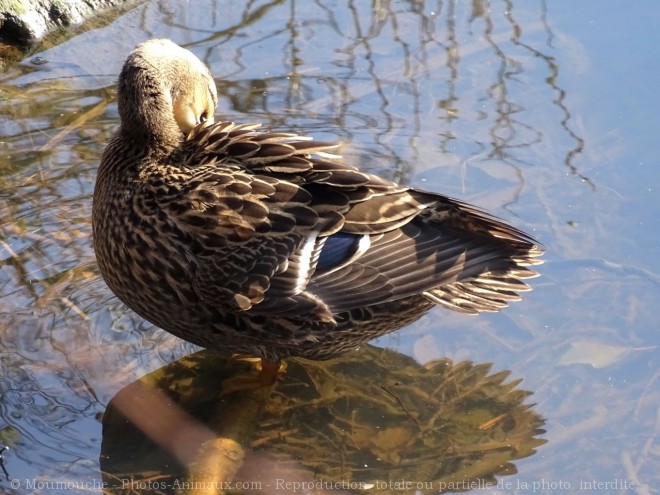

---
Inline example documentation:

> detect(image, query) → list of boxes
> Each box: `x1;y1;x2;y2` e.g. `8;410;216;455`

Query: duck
93;39;543;383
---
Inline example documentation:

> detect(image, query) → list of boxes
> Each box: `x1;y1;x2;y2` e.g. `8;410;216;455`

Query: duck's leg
221;355;287;396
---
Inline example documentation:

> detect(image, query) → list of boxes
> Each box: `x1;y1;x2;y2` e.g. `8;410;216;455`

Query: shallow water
0;0;658;493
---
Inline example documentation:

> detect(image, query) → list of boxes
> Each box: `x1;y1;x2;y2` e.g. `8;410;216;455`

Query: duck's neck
117;61;183;153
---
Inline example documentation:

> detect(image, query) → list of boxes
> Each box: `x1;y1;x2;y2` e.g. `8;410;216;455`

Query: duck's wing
167;121;541;321
157;164;333;321
307;203;543;315
160;122;414;320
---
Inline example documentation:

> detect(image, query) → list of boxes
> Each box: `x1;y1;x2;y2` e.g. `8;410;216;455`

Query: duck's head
117;39;218;145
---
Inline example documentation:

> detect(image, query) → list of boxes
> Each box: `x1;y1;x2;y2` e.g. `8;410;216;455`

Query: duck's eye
198;111;209;124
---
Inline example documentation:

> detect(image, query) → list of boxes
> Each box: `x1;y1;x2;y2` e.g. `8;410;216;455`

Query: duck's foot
221;355;287;396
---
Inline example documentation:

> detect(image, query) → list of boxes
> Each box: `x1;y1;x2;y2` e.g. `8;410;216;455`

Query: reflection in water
466;0;591;201
211;0;589;187
0;0;624;491
0;445;9;481
101;346;545;494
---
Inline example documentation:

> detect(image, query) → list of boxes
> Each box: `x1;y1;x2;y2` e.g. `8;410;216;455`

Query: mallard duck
93;39;543;376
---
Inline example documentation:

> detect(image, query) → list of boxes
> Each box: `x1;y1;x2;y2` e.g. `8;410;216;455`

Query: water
0;0;658;493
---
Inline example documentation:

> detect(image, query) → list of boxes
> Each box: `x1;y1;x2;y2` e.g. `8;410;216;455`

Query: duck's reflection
101;346;546;495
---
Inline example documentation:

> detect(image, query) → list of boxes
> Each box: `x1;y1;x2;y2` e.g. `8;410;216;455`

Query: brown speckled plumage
93;39;543;361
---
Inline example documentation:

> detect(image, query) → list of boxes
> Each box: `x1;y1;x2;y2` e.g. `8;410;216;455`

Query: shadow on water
100;346;545;494
1;0;658;493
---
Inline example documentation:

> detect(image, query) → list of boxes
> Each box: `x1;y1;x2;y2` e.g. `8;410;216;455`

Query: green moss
0;1;28;15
